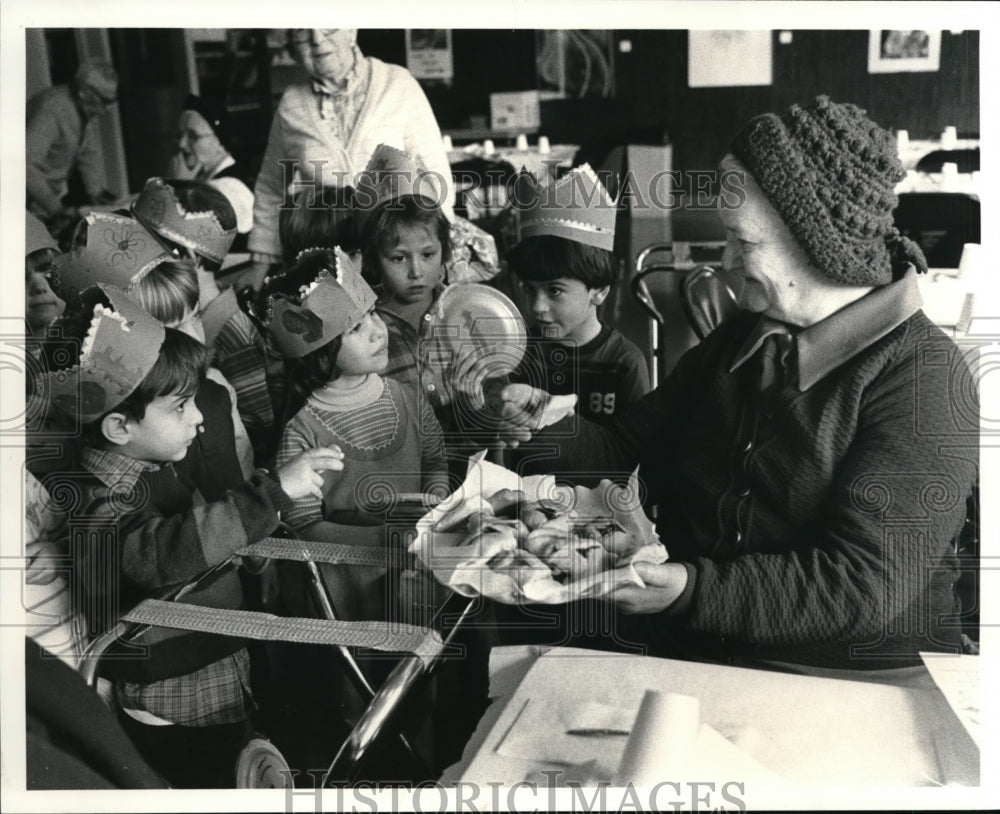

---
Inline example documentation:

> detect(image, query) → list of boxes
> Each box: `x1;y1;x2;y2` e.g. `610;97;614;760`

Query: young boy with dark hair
39;285;343;787
507;166;649;425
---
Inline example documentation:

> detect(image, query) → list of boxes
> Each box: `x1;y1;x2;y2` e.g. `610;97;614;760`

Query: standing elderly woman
491;97;979;676
243;28;452;289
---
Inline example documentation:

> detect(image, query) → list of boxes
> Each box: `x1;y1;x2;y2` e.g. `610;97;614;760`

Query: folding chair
78;504;476;787
630;241;729;386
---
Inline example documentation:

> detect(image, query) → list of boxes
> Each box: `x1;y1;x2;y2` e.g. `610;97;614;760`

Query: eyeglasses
83;86;118;108
175;129;214;143
289;29;341;46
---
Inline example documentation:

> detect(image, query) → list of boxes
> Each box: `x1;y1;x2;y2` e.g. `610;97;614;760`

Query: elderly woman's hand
607;562;689;614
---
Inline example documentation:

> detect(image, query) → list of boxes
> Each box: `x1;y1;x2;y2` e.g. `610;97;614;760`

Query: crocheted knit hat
731;95;927;285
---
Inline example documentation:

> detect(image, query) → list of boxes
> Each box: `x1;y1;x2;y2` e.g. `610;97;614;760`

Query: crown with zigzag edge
265;247;377;359
38;285;166;423
513;163;618;251
132;177;237;265
50;213;172;296
354;143;445;234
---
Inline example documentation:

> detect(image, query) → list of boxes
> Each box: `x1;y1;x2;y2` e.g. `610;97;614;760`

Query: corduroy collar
730;267;922;391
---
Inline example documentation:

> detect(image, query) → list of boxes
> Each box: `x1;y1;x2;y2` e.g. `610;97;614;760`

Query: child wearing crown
51;207;254;496
270;249;447;611
133;177;286;465
37;285;343;787
507;165;649;427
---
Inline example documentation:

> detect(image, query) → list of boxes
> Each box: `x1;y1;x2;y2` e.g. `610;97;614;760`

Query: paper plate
425;284;527;378
235;738;292;789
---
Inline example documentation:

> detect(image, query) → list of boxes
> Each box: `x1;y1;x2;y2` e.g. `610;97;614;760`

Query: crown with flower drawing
50;212;171;296
354;143;443;234
132;177;237;265
38;285;166;423
266;247;377;359
513;163;618;251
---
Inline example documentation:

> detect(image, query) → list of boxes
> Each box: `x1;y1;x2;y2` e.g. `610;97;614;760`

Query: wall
613;29;980;177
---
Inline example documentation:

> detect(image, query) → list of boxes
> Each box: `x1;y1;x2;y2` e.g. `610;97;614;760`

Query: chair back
680;266;742;341
894;192;981;268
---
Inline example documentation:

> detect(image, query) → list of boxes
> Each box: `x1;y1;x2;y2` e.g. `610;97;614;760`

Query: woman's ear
100;412;131;447
590;285;610;307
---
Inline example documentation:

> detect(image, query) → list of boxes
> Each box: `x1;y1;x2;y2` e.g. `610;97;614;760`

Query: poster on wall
868;30;941;73
688;30;772;87
405;28;454;82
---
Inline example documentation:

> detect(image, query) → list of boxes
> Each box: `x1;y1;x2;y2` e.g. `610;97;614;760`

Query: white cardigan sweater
249;58;452;261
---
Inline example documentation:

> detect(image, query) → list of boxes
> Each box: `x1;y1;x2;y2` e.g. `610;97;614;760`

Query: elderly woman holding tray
240;28;453;290
483;97;979;677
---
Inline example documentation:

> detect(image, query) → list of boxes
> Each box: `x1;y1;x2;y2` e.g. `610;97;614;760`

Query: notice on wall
406;29;454;82
688;30;772;88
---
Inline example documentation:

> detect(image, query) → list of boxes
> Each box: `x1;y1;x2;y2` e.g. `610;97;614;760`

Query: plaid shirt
213;309;286;453
117;648;251;727
80;447;253;727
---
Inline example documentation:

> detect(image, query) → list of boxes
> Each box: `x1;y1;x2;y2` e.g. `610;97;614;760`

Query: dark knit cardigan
527;296;978;669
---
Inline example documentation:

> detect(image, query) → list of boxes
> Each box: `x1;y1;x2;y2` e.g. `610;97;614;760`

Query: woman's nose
722;239;740;272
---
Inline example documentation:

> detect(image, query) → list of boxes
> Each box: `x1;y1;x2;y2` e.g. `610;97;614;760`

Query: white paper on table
410;452;667;604
919;652;980;747
494;694;790;788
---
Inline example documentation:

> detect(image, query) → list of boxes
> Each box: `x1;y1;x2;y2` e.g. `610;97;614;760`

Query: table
442;646;978;798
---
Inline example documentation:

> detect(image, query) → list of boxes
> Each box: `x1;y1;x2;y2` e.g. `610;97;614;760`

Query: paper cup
941;161;959;190
538;135;551;155
941;126;958;150
442;134;453;152
958;243;981;280
516;133;529;151
896;129;909;153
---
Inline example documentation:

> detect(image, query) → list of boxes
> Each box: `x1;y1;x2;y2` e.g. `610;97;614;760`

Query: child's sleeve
213;312;278;435
418;396;449;496
94;472;295;593
275;418;326;532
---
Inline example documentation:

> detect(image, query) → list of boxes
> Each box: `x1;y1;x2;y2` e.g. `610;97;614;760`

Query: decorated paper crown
38;285;165;423
50;212;172;295
26;211;57;256
267;247;377;359
513;164;618;251
132;177;237;265
355;144;442;234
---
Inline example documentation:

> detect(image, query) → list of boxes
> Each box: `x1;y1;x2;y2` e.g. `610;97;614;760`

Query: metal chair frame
78;496;472;786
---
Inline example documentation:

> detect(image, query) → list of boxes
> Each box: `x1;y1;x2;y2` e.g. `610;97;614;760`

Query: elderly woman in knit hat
490;96;978;675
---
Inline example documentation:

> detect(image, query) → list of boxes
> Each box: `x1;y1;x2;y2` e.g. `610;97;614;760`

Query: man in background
27;59;121;232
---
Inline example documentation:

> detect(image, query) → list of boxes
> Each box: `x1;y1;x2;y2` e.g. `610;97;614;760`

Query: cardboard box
490;91;541;131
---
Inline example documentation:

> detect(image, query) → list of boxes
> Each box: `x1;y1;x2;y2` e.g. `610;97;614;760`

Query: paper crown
38;285;166;423
26;211;57;256
132;177;237;265
355;144;443;234
266;247;378;359
513;164;617;251
50;213;172;295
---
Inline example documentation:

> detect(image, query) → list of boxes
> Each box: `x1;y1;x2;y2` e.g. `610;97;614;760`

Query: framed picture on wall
868;30;941;73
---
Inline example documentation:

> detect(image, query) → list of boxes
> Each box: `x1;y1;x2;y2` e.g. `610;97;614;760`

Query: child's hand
440;343;496;409
276;445;345;500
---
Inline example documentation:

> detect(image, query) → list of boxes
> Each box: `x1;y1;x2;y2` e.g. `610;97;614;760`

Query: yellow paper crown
132;177;237;265
266;247;377;359
514;163;618;251
50;213;171;295
354;144;444;234
38;285;166;423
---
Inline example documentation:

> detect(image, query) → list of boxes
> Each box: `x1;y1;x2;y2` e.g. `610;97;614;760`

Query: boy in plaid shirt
40;285;342;787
